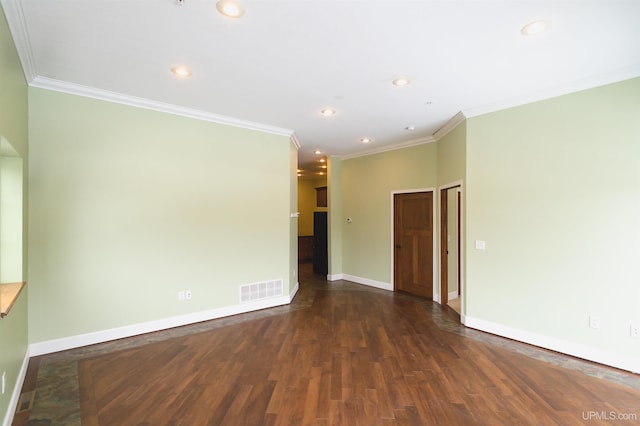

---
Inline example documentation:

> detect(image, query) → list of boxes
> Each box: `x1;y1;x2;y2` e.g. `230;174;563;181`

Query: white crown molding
1;0;37;82
463;64;640;118
433;111;466;140
290;132;302;150
339;135;436;161
338;111;467;162
338;67;640;164
30;76;295;137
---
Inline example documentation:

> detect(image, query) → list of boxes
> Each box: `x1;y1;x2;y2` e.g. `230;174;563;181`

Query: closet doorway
440;185;461;314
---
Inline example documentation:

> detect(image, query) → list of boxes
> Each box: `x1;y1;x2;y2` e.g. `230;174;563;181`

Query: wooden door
394;192;433;298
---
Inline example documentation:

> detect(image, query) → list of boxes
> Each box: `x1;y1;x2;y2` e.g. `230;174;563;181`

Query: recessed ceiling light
171;67;192;78
321;165;327;169
320;108;336;117
314;150;322;155
405;125;415;131
521;20;550;36
360;137;372;144
216;0;244;18
392;77;411;87
319;158;326;163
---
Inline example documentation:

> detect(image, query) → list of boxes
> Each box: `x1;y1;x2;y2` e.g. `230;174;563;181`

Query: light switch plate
475;240;486;250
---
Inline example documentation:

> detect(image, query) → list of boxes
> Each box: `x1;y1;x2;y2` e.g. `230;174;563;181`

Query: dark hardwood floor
13;263;640;425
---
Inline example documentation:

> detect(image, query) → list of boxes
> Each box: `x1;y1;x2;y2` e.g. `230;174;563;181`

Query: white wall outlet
589;315;600;329
2;371;5;394
178;291;185;301
631;323;640;338
475;240;486;250
185;290;192;300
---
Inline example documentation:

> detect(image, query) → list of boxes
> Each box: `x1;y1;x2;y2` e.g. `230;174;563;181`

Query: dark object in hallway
313;211;328;276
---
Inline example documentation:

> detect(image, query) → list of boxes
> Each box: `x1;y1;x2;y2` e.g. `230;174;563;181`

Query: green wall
335;126;466;292
289;141;299;287
333;79;640;371
437;121;466;187
328;157;343;277
28;88;294;344
0;4;28;423
437;121;467;305
341;144;437;284
466;78;640;369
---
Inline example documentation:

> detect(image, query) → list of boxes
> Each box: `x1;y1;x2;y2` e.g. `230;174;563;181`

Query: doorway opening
440;184;462;316
297;173;328;280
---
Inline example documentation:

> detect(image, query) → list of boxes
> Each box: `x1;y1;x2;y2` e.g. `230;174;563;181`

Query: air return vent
240;279;283;303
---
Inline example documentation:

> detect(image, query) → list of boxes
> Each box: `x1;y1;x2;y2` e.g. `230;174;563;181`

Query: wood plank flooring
13;264;640;425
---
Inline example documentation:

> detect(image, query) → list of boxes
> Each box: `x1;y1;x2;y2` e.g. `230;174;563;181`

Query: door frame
438;181;465;319
390;188;437;298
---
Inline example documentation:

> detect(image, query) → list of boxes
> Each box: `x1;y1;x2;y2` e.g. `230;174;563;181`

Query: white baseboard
448;290;458;300
334;274;393;291
464;315;640;374
327;273;342;281
30;284;299;357
2;348;30;426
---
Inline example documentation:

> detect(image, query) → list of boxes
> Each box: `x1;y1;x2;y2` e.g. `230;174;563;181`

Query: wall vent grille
240;279;283;303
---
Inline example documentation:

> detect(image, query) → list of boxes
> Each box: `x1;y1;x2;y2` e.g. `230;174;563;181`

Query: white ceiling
3;0;640;174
